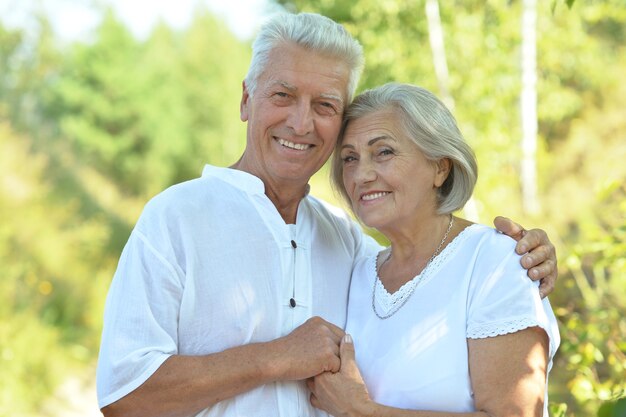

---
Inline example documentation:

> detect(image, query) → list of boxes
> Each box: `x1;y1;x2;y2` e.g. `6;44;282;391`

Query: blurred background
0;0;624;416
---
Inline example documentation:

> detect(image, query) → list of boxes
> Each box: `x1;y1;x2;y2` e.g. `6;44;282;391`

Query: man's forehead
264;78;346;104
259;44;350;98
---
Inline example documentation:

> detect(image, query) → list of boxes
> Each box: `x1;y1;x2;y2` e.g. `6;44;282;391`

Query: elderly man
97;12;557;417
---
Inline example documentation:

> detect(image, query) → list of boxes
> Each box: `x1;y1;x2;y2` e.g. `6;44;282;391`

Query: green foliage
541;41;626;412
43;9;249;198
0;120;107;415
598;397;626;417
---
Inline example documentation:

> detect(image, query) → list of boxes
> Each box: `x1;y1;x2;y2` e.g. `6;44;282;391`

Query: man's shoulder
138;175;239;229
304;195;382;255
147;176;209;210
305;194;354;224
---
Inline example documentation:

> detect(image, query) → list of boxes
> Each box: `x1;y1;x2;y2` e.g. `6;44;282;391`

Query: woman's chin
358;214;386;231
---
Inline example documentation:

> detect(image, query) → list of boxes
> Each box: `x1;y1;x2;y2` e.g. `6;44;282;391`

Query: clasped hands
277;316;369;416
307;333;371;417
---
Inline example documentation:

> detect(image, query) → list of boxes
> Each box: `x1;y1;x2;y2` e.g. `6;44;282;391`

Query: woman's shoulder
452;223;528;296
457;223;519;259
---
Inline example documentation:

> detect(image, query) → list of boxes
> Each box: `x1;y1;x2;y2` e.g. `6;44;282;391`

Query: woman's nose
354;159;377;184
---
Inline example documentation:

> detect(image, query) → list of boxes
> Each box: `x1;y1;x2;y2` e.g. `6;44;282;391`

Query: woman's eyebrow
341;135;391;151
368;136;391;146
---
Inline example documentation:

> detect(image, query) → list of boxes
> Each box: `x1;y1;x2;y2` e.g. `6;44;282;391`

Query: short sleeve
466;231;559;361
96;226;184;408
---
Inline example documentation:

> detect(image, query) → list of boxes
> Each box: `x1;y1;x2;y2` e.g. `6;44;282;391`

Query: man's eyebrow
271;80;297;91
271;81;343;104
319;93;344;105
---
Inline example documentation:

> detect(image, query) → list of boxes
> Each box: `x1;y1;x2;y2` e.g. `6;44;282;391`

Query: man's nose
288;101;314;136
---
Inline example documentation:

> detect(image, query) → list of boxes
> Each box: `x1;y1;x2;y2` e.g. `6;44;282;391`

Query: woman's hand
493;216;557;298
307;335;373;417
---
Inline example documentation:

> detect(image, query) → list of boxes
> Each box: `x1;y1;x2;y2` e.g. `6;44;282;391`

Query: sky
0;0;283;41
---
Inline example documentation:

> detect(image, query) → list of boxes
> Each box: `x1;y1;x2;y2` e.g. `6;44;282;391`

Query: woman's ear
434;158;452;187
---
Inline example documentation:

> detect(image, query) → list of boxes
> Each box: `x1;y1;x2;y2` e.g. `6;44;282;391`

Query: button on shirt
96;165;380;416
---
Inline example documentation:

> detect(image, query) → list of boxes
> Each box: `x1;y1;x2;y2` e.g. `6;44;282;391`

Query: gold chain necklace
372;215;454;320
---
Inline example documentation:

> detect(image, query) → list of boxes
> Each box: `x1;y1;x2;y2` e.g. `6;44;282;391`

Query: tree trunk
425;0;454;112
425;0;478;220
520;0;540;215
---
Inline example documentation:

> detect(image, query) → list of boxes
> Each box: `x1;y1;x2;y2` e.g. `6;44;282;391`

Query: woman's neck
378;215;472;294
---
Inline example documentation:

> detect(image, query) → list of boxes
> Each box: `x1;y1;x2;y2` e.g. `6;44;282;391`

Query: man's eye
317;102;338;115
270;92;291;105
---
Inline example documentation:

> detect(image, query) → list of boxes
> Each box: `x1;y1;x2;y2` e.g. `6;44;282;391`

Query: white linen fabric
347;224;560;416
96;164;380;416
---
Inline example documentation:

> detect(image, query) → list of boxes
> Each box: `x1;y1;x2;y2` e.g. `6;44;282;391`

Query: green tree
44;9;250;199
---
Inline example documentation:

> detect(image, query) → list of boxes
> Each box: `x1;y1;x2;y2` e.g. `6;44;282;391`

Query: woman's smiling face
340;109;449;231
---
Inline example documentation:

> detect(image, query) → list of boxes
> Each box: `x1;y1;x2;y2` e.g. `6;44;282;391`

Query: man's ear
434;158;452;187
240;80;250;122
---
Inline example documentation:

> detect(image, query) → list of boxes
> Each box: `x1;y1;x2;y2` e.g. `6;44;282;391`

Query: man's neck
265;185;306;224
230;159;308;224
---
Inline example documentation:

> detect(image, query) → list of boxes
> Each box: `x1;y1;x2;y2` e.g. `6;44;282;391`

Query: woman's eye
379;148;394;156
342;155;357;163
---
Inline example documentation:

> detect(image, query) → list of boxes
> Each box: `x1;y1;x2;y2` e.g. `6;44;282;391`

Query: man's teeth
278;138;310;151
362;192;389;201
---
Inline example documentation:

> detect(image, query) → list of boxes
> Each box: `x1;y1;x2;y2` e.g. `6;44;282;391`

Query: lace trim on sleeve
467;317;541;339
467;317;556;358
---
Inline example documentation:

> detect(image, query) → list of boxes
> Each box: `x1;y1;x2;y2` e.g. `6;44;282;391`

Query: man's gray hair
332;83;478;215
244;12;364;102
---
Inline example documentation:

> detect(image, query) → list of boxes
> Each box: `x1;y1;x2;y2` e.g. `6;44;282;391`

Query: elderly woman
307;83;560;417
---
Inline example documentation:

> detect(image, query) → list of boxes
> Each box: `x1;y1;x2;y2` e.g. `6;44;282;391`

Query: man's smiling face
239;42;350;187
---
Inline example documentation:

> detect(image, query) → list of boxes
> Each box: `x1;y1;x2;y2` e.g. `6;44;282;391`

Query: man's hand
307;335;373;417
271;316;345;381
494;216;557;298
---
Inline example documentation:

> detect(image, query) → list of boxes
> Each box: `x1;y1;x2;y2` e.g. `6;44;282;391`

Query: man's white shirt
96;164;380;416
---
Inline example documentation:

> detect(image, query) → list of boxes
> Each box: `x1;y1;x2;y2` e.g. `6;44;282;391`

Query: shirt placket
278;224;313;416
251;193;313;416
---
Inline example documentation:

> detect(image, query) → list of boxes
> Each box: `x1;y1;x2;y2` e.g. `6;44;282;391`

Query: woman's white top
346;224;560;415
